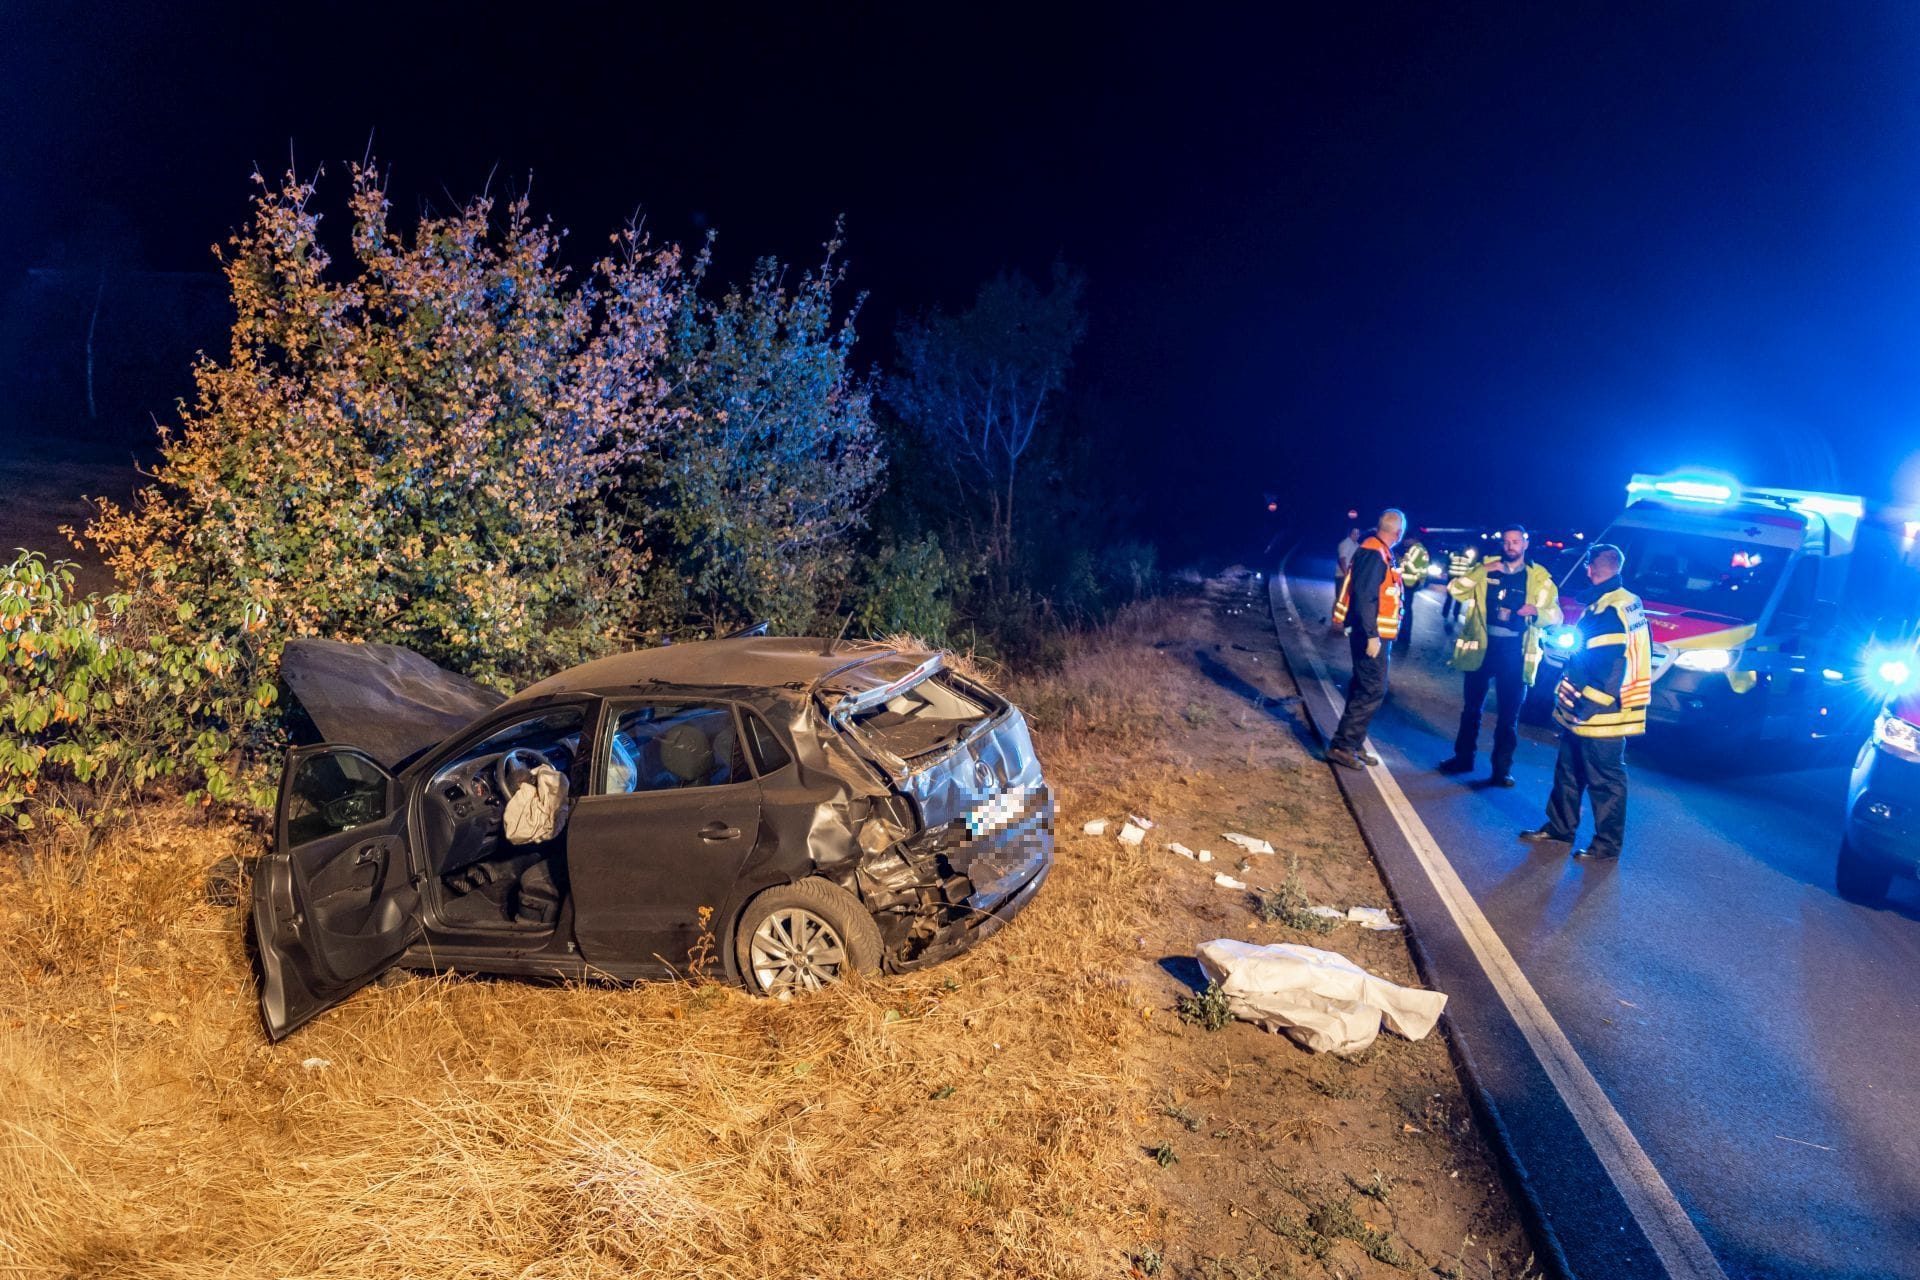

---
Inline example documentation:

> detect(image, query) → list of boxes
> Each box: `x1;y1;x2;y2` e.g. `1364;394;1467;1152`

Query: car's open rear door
251;745;422;1040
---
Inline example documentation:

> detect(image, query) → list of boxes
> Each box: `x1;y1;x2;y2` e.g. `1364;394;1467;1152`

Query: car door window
741;709;792;775
601;703;750;795
286;750;392;846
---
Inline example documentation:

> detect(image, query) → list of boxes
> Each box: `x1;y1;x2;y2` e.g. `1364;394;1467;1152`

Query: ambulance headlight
1673;648;1737;673
1864;646;1919;695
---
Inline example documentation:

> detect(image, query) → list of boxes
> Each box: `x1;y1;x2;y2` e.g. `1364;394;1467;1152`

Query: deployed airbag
1195;939;1448;1055
504;765;572;845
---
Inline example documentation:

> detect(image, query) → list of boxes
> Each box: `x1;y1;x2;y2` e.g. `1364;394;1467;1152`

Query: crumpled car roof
282;638;507;768
508;636;925;703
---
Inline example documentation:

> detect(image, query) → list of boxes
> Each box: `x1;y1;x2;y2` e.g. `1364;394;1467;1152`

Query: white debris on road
1213;873;1249;890
1223;832;1276;856
1195;939;1448;1054
301;1058;333;1071
1128;813;1156;830
1082;818;1109;836
1169;841;1197;860
1118;822;1147;846
1346;906;1402;931
1309;905;1347;921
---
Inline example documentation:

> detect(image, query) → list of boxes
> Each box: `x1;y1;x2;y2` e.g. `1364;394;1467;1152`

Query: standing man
1394;533;1432;656
1442;539;1480;632
1437;524;1561;786
1335;525;1362;581
1519;544;1651;861
1327;509;1406;770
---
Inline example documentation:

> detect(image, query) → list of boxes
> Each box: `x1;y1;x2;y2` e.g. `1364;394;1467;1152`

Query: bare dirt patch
0;573;1535;1279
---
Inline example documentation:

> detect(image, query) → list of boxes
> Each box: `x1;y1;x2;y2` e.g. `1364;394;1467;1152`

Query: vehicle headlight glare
1877;659;1912;689
1548;628;1577;652
1674;647;1736;673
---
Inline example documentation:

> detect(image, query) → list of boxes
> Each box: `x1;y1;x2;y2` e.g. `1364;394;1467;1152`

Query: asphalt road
1281;555;1920;1280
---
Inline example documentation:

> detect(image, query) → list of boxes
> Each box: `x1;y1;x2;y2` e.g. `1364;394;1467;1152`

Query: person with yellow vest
1519;544;1652;861
1441;541;1479;632
1435;524;1561;786
1326;508;1406;770
1393;536;1432;656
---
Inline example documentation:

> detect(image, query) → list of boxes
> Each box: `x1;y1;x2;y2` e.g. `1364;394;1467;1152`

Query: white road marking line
1277;564;1728;1280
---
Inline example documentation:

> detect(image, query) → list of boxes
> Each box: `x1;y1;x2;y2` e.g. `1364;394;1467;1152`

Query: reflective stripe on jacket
1446;547;1479;578
1446;560;1563;684
1399;542;1431;585
1553;583;1652;738
1333;535;1405;640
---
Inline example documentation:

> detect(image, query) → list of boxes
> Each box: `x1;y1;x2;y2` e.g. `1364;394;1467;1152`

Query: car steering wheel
496;747;547;800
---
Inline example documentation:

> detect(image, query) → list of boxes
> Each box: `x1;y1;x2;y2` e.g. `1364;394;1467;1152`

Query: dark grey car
254;636;1054;1039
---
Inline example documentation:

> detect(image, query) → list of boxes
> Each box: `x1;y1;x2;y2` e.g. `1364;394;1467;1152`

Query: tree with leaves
888;264;1085;571
640;234;882;635
84;164;691;686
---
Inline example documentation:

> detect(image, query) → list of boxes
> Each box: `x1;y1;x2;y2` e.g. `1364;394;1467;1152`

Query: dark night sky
7;2;1920;548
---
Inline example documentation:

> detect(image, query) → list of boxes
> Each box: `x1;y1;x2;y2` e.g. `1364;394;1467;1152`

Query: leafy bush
83;164;692;687
852;533;959;641
641;234;882;636
0;552;275;840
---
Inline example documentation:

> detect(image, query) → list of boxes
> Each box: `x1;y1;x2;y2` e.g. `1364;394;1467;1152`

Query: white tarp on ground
1195;939;1448;1054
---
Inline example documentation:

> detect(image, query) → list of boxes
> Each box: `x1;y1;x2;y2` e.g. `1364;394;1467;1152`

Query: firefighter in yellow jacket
1435;524;1561;786
1326;509;1405;770
1519;544;1651;861
1393;536;1431;656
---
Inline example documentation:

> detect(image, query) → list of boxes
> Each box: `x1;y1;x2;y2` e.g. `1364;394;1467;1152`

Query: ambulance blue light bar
1626;473;1864;523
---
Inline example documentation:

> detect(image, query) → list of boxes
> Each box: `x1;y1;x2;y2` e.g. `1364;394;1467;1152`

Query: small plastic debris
1118;823;1147;846
1223;833;1276;856
1213;873;1249;890
1309;905;1347;921
1168;841;1197;860
301;1058;332;1071
1082;818;1109;836
1129;813;1156;830
1197;849;1214;863
1347;907;1401;931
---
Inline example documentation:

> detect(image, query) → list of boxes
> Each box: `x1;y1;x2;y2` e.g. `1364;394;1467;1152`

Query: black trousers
1331;630;1389;752
1454;636;1525;774
1442;586;1465;623
1393;589;1416;655
1543;730;1628;857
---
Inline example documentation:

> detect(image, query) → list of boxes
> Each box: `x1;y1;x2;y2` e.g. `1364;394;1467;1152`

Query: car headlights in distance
1874;709;1920;762
1673;647;1737;673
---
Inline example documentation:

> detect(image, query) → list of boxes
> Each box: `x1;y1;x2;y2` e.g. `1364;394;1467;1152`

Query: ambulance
1533;472;1920;742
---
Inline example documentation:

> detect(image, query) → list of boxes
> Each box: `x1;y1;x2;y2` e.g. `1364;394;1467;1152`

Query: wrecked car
253;636;1054;1040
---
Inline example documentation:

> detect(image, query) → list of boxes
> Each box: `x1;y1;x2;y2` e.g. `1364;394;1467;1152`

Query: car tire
1836;837;1894;905
735;878;883;996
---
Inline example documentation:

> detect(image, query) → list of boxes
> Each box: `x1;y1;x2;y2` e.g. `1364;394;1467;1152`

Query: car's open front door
252;745;422;1040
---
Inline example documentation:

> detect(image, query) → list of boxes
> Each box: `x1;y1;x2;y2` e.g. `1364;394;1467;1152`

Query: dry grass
0;602;1217;1280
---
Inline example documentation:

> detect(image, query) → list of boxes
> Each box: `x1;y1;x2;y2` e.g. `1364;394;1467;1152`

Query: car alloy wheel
749;907;850;993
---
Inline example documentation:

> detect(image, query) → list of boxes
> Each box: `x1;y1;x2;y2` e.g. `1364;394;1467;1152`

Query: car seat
658;722;715;786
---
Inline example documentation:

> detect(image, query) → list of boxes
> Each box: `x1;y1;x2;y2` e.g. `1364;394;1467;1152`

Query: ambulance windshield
1605;528;1786;622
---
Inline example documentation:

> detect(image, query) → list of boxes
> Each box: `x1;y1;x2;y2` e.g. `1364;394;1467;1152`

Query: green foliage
642;233;882;637
1175;980;1234;1032
852;533;958;642
1254;855;1335;933
0;552;276;839
84;163;692;688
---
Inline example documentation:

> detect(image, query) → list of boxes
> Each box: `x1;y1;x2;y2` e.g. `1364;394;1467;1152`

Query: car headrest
658;722;714;784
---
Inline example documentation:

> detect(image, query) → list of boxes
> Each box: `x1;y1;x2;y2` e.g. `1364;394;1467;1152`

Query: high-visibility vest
1446;547;1479;579
1447;560;1563;684
1554;585;1652;738
1332;535;1404;640
1399;542;1431;585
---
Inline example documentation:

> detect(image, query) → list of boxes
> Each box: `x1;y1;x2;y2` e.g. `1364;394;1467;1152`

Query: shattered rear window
843;674;993;762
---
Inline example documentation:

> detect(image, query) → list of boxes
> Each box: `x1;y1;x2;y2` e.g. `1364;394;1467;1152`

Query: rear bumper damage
855;788;1055;970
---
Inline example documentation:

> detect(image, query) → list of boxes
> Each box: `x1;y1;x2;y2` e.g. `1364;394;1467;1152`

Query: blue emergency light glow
1865;645;1920;696
1548;627;1578;652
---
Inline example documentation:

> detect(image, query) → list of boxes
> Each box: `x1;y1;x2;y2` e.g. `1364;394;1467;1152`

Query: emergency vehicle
1533;472;1920;742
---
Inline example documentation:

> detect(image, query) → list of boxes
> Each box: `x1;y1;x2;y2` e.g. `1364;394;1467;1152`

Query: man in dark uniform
1326;508;1406;770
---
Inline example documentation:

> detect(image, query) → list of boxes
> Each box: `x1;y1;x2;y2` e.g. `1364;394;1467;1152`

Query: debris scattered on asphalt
1213;873;1249;890
1346;907;1401;931
1223;832;1276;856
1775;1134;1837;1152
1082;818;1110;836
1195;938;1449;1054
1118;822;1147;846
